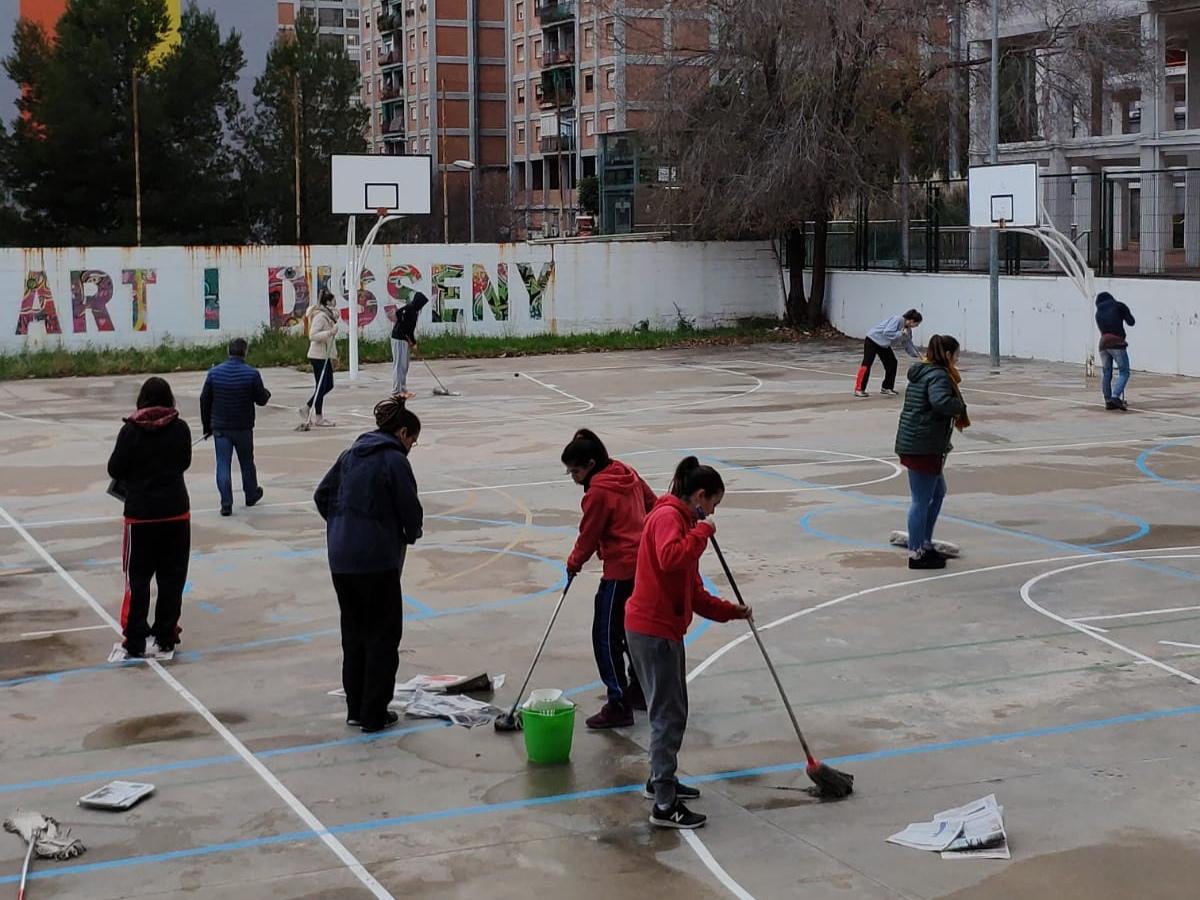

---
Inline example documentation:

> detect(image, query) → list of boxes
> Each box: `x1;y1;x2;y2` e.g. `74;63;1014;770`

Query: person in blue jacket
855;309;923;398
1095;291;1135;411
200;338;271;516
315;395;423;733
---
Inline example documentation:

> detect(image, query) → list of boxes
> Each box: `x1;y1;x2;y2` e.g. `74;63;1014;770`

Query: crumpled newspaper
403;689;502;728
4;810;87;860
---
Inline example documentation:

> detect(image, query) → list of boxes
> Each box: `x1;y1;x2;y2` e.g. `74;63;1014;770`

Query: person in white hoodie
854;309;922;398
302;291;339;427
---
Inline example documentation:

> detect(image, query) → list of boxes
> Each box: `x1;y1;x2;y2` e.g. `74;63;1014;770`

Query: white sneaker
314;415;336;427
853;390;870;398
880;388;899;396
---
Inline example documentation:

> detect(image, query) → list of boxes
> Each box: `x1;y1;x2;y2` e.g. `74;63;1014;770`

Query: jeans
626;630;688;808
1099;347;1130;402
906;468;947;552
307;358;334;415
213;429;259;510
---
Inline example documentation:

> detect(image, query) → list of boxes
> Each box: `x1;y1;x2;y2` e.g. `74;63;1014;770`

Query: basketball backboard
331;154;432;216
968;163;1038;228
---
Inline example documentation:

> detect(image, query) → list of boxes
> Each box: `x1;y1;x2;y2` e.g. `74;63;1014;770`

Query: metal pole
440;79;450;243
132;66;142;246
293;72;302;244
988;0;1001;370
468;168;477;242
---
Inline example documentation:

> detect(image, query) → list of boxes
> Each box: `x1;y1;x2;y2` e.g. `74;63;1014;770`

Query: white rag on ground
889;531;961;557
328;674;505;727
887;794;1010;860
4;811;86;860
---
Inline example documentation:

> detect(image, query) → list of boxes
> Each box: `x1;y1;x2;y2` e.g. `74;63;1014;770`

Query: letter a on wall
15;271;63;335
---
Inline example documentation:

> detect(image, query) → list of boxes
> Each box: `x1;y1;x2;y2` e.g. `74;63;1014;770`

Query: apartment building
279;0;364;62
968;1;1200;274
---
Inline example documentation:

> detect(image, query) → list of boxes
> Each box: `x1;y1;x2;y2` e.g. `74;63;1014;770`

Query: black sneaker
220;506;232;517
1116;398;1129;411
121;641;145;659
909;552;946;570
1105;400;1118;410
649;801;706;830
920;545;948;562
346;717;362;728
642;780;701;800
247;486;264;507
361;711;400;733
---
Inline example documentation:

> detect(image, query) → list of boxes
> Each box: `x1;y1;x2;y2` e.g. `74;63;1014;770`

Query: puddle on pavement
83;710;247;749
832;551;903;570
0;633;90;679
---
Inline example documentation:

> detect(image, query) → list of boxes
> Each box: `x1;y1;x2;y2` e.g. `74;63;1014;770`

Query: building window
585;116;594;135
411;105;417;121
517;84;525;104
422;66;429;83
412;140;419;152
516;1;524;21
347;15;360;30
534;122;541;140
605;115;616;131
347;34;360;47
422;101;428;118
584;72;594;93
517;42;524;62
366;46;372;61
422;30;428;47
424;137;431;151
409;68;416;84
409;33;416;51
605;68;615;89
367;79;373;95
584;26;594;49
535;82;543;100
318;7;344;27
534;38;542;56
517;124;525;143
605;22;615;46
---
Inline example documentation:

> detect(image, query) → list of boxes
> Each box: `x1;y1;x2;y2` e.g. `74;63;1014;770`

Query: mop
494;575;575;732
295;358;332;432
421;358;459;397
889;531;960;557
708;536;855;799
5;810;86;899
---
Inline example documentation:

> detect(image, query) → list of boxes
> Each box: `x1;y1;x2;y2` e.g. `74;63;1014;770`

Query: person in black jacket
390;292;429;399
315;395;424;733
1095;291;1135;411
107;377;193;657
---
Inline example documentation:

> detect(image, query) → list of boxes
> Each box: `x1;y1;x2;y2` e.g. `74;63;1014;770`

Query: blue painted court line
195;601;222;614
10;699;1200;885
1137;440;1200;493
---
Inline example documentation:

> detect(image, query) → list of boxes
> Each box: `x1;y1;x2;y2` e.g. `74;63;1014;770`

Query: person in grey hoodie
314;395;423;733
854;309;923;398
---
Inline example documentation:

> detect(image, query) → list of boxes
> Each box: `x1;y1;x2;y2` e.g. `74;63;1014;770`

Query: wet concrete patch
0;633;91;679
832;551;903;569
83;710;248;749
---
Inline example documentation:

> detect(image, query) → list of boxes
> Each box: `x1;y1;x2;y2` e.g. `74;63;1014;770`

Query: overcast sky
0;0;278;117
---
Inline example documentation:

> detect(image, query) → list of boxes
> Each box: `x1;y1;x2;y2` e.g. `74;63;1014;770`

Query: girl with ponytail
623;456;751;830
561;428;657;729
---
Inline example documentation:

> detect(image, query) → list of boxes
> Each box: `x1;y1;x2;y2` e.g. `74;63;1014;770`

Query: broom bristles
806;761;854;799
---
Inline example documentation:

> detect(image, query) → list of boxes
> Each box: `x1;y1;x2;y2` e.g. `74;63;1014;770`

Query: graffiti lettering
472;263;509;322
339;268;378;327
121;269;156;332
203;268;219;330
430;264;464;323
516;262;553;320
15;271;63;335
70;270;115;334
267;266;310;328
385;265;422;322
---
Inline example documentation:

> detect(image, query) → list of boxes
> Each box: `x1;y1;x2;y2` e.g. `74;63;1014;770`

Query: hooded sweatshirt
1095;292;1135;346
106;407;192;520
315;430;423;574
567;459;656;580
623;494;741;643
307;303;340;361
391;293;430;344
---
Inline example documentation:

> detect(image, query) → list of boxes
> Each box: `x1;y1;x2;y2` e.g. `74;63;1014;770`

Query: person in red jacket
624;456;752;830
563;429;656;729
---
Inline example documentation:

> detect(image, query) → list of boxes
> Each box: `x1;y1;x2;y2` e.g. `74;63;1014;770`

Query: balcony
380;83;402;100
542;47;575;69
382;118;405;136
539;70;575;106
377;12;397;33
536;0;575;25
379;50;402;69
540;134;575;153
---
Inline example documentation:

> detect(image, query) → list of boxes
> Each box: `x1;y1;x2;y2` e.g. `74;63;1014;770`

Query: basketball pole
988;0;1000;371
345;210;401;382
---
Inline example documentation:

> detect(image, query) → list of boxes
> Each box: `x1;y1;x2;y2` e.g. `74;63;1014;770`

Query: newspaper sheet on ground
403;690;502;728
888;795;1009;860
328;673;504;707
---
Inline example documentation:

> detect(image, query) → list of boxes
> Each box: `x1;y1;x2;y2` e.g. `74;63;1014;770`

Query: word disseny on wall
12;256;554;339
2;241;783;352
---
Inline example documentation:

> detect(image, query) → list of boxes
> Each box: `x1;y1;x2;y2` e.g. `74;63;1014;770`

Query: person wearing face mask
315;395;424;733
561;428;656;729
624;457;753;830
302;290;340;427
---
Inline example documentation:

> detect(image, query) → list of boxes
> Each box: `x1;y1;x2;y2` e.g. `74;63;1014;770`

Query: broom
708;535;854;799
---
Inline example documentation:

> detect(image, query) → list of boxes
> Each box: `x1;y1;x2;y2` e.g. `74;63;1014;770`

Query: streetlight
453;159;477;243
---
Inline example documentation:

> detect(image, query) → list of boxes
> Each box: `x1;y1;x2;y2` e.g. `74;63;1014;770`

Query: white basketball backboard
331;154;432;216
968;163;1039;228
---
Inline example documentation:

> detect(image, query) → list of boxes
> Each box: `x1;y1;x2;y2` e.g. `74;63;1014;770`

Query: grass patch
0;319;827;380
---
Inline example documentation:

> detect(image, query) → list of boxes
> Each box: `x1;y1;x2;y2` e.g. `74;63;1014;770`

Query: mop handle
420;357;451;394
709;536;816;763
504;574;575;719
17;826;39;900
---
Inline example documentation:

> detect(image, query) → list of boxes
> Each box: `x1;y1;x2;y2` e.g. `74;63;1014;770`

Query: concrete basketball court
3;339;1200;899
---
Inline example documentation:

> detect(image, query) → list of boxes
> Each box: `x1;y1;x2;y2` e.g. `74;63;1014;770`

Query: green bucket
521;702;576;764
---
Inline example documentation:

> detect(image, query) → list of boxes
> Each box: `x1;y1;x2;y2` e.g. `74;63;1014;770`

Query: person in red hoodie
624;456;752;830
562;429;656;729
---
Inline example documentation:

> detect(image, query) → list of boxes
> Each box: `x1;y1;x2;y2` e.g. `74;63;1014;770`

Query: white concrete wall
2;241;783;352
824;270;1200;377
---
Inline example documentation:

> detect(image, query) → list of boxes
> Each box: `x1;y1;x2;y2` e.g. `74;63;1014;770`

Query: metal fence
806;168;1200;279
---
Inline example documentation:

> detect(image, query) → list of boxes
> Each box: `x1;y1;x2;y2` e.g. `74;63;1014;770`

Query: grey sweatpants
391;339;411;394
626;630;688;808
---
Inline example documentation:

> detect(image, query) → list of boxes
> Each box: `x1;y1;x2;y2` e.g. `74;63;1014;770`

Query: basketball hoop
375;207;389;219
996;218;1007;230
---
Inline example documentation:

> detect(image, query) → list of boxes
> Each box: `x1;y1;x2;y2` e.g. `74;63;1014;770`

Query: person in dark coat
200;338;271;516
107;377;192;657
894;335;969;571
390;292;429;398
1095;291;1135;411
315;395;424;733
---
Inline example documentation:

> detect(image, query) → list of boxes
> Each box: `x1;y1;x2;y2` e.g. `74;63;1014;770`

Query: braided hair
374;394;421;436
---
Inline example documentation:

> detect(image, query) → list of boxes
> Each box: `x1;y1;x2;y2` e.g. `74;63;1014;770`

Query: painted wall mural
15;271;62;335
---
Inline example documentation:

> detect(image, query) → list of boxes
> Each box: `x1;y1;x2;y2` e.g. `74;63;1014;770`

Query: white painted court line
1159;641;1200;651
20;624;112;638
514;371;595;411
0;502;396;900
682;830;758;900
1074;604;1200;623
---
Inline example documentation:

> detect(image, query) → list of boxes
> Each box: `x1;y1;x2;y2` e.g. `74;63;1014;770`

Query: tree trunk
784;226;808;326
807;210;829;326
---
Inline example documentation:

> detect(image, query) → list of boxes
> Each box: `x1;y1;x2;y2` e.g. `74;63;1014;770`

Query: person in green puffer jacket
894;335;969;570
